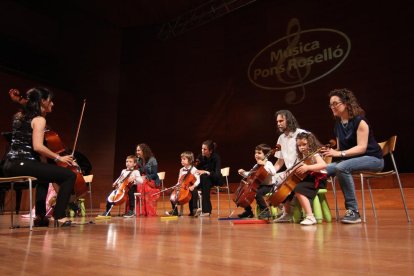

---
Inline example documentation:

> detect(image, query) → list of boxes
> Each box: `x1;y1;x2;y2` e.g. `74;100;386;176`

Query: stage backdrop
116;0;414;186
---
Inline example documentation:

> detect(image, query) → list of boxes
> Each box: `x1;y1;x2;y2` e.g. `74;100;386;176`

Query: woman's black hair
24;87;53;119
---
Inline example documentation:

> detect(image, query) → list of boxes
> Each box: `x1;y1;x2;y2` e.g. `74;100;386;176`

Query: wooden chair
213;167;232;217
134;192;143;216
0;176;37;231
157;172;166;213
83;174;94;217
353;136;411;222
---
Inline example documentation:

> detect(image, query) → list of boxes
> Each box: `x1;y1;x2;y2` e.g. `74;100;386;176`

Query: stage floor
0;190;413;275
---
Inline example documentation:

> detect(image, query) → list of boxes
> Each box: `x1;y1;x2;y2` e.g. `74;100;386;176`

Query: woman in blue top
123;143;160;217
322;88;384;224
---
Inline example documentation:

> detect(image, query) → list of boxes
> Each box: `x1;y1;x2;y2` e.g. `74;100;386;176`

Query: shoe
300;215;317;225
33;216;50;227
199;212;210;217
194;208;202;217
258;210;271;220
123;210;135;218
273;213;293;223
237;210;254;219
341;209;361;224
165;210;178;216
53;218;72;228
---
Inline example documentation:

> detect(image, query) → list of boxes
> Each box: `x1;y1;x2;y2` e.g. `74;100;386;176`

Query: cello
8;89;88;198
106;170;133;206
44;128;88;198
232;144;281;208
266;140;335;207
171;171;196;206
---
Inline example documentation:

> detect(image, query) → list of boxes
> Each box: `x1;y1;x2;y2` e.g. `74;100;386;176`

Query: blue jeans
326;156;384;212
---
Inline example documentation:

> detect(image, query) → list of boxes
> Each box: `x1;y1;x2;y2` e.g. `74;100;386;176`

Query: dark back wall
0;0;121;204
117;0;414;186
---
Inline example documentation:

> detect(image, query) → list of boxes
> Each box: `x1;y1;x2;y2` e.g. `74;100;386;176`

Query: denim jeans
326;156;384;212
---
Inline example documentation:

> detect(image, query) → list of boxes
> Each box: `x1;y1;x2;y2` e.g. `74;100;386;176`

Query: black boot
237;209;254;218
33;215;50;227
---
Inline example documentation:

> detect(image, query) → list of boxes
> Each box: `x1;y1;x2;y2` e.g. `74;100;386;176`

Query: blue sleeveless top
334;115;382;159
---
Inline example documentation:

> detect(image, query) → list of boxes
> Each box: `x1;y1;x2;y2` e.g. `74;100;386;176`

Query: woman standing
194;140;223;217
3;87;76;227
322;88;384;224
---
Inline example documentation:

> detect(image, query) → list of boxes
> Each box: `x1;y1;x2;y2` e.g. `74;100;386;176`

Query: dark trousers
199;174;213;213
127;184;137;210
245;185;273;212
188;188;199;214
3;159;76;219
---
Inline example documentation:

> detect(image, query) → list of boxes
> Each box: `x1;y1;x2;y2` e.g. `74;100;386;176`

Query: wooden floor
0;189;413;275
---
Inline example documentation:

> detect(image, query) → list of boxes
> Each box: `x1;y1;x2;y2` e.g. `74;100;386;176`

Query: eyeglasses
328;101;343;108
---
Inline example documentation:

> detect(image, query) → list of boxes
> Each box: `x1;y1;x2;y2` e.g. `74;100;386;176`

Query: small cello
106;171;133;206
232;144;281;208
266;141;335;207
170;167;196;206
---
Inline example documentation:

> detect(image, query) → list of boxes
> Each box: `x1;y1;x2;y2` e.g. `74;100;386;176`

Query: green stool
293;189;332;224
69;198;86;218
79;198;86;217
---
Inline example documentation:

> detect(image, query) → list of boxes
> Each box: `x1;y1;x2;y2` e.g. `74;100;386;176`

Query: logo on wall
248;18;351;104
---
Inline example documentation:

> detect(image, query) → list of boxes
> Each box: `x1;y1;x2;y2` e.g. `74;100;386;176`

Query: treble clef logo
275;18;309;104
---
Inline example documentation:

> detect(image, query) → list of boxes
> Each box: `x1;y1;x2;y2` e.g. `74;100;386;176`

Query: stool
293;189;332;223
69;198;86;217
134;192;143;216
78;198;86;217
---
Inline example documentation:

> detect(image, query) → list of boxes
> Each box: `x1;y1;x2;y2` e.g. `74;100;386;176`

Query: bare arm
31;116;73;165
296;154;327;174
322;121;369;158
274;158;285;172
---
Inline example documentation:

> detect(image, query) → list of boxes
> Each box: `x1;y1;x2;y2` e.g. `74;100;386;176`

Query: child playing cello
166;151;200;217
99;155;143;217
274;132;327;225
237;144;277;219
